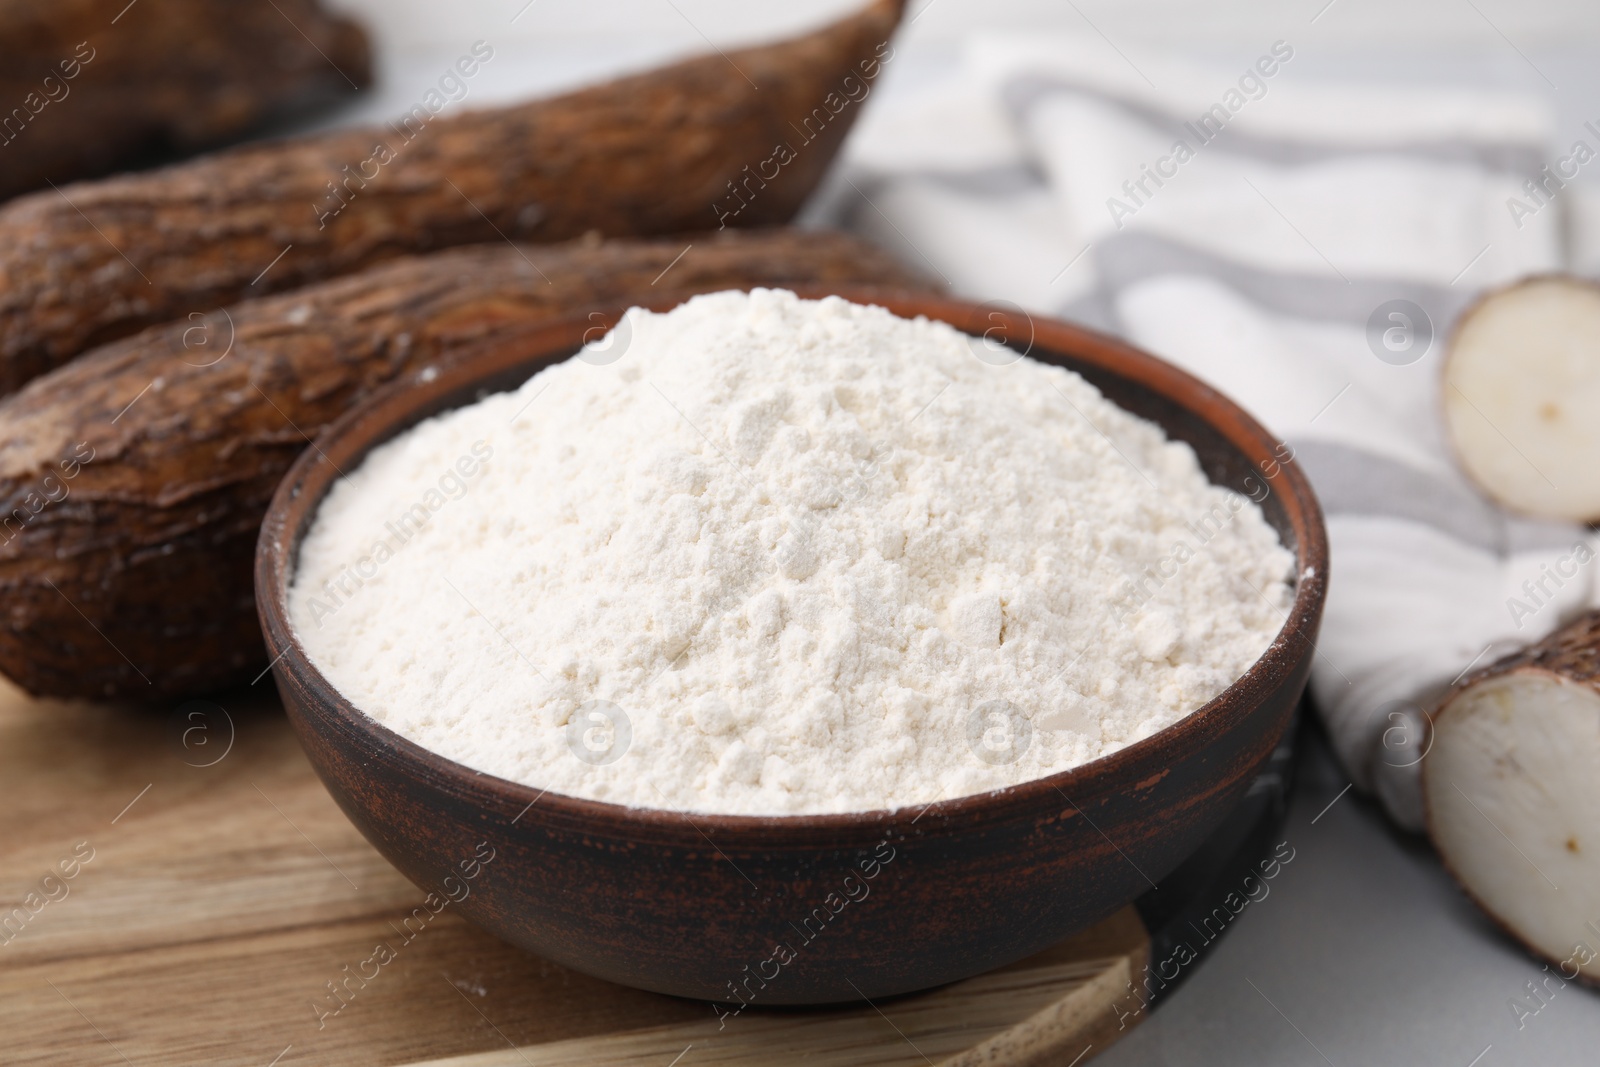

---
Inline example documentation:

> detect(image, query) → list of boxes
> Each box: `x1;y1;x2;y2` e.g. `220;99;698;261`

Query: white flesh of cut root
1425;611;1600;981
1443;275;1600;522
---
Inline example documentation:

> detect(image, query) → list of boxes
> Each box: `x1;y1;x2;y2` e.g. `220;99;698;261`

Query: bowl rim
256;286;1328;837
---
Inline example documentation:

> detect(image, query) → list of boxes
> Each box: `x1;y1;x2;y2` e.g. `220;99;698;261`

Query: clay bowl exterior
257;288;1328;1005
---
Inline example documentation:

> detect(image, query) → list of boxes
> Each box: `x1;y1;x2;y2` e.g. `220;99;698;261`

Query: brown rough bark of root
0;0;905;393
0;0;371;201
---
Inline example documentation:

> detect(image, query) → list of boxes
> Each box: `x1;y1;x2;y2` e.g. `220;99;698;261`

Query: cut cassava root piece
1443;275;1600;522
0;229;935;701
0;0;904;394
1424;610;1600;983
0;0;371;202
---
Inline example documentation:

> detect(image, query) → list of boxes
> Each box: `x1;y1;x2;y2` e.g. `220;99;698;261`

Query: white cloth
822;33;1600;831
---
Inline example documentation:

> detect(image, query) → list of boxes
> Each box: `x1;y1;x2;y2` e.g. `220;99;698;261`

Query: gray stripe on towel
1287;439;1580;554
1002;73;1548;177
1090;231;1481;328
910;163;1050;198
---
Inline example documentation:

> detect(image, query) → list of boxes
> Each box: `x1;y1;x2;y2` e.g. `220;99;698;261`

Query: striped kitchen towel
820;31;1600;830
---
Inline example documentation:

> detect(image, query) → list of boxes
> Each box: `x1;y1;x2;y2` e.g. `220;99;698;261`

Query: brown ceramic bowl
257;288;1327;1005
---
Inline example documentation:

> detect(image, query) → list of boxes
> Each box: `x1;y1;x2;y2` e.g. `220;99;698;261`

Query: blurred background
304;0;1600;269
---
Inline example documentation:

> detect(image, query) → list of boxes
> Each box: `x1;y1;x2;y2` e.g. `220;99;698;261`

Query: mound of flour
290;289;1293;815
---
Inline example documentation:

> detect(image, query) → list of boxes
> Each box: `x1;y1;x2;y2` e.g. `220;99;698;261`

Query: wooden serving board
0;682;1149;1066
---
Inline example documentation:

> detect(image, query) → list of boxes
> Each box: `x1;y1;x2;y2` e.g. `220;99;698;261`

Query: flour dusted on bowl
288;289;1294;815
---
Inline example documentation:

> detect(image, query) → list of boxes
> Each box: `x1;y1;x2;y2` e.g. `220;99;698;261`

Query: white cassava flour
290;289;1294;815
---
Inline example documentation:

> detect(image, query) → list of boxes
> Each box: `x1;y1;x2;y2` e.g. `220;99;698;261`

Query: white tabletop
1101;728;1600;1067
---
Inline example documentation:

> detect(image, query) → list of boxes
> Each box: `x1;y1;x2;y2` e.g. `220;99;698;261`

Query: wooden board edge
945;915;1150;1067
397;909;1150;1067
